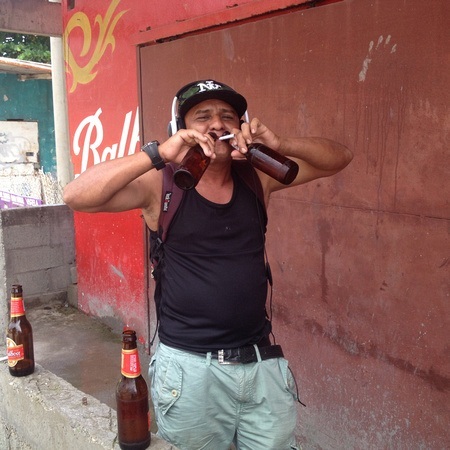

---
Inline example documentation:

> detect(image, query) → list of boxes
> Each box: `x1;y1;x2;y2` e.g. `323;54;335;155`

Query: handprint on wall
359;35;397;82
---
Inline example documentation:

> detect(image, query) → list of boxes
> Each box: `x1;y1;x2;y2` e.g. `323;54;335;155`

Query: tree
0;32;51;63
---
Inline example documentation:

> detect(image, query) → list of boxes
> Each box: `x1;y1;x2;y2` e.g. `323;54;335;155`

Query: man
64;79;353;449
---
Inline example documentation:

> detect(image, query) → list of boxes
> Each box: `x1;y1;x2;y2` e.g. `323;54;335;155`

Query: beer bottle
116;329;151;450
245;142;299;185
173;135;214;190
6;284;35;377
173;133;299;190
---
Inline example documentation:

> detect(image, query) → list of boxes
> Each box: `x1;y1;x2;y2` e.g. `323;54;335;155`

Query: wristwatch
141;140;166;170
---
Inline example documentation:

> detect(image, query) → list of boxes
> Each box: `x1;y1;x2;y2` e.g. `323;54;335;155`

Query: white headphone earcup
168;119;177;137
168;96;179;137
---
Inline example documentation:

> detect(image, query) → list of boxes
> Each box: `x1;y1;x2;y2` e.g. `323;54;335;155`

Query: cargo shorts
149;342;299;450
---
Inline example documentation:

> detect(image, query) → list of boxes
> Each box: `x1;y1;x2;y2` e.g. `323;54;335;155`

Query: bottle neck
120;330;141;377
121;347;141;378
10;296;25;318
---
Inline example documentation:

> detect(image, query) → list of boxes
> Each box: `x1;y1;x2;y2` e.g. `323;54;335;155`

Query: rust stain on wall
318;218;332;303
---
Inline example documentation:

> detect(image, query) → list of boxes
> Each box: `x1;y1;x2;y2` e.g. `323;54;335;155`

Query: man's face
184;99;240;136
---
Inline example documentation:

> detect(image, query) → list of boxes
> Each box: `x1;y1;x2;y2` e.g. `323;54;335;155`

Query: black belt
211;344;284;365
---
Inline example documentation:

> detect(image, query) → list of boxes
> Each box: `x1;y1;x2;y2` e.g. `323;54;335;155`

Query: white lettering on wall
73;107;140;176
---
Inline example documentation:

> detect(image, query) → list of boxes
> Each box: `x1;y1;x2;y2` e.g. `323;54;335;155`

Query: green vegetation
0;32;51;63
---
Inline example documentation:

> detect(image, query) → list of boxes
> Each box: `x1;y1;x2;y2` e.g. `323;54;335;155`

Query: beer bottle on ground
6;284;35;377
116;329;151;450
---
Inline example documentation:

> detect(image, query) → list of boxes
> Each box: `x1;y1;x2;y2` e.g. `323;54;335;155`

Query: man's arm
63;128;217;229
271;135;353;188
63;151;158;213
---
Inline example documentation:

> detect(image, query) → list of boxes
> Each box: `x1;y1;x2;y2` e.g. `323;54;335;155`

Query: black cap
176;80;247;120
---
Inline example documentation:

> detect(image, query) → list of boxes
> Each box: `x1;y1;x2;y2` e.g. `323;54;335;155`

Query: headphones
167;95;185;137
167;94;250;137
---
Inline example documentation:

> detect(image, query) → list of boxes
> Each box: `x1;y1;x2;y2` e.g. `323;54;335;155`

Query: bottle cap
11;285;23;295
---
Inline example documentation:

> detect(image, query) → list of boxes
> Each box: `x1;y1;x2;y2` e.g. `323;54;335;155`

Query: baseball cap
176;80;247;120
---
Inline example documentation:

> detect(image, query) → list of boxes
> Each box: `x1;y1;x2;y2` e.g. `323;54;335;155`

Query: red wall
63;0;449;447
63;0;147;342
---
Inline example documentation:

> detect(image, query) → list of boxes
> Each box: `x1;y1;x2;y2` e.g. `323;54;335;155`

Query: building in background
0;57;62;207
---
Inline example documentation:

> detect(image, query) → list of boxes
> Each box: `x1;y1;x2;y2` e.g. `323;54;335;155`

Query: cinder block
2;224;52;250
10;270;50;296
6;245;65;273
67;283;78;308
0;205;76;345
47;265;71;291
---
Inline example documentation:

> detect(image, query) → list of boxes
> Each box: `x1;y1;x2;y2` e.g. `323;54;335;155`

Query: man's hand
229;118;281;159
159;129;217;163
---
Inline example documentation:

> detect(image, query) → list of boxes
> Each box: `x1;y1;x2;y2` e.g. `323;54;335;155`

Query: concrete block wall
0;205;75;333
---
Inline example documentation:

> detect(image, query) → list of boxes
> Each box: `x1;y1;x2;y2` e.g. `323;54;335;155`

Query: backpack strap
148;163;185;339
159;163;185;242
149;163;184;265
231;160;266;209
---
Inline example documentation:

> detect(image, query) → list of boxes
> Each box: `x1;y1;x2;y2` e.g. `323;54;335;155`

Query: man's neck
196;162;234;204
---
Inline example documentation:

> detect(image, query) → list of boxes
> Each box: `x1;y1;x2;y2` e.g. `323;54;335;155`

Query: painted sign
63;0;147;341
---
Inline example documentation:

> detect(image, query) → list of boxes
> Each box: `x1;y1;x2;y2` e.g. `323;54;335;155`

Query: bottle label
6;337;24;367
121;348;141;378
10;298;25;317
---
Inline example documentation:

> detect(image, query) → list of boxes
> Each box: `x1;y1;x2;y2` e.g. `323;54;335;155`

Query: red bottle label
121;348;141;378
10;298;25;317
6;337;24;367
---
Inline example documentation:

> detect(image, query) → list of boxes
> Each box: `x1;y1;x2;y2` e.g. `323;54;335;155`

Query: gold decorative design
64;0;128;93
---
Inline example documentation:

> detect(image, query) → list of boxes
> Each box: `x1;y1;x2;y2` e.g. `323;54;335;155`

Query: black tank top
158;171;270;352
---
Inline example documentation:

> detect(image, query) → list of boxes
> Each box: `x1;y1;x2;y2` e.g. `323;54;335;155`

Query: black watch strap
141;140;166;170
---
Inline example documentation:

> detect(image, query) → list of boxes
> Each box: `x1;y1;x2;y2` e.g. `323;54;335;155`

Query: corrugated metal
0;57;52;76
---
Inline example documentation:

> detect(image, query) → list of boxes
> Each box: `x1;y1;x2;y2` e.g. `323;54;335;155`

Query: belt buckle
218;349;239;365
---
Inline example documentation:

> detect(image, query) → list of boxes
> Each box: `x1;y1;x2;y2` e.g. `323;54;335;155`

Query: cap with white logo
176;80;247;120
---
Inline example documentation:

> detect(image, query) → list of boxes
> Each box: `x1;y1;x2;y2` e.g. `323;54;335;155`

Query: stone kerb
0;358;176;450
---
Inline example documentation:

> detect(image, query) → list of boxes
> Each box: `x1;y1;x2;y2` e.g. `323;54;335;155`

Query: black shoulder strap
148;163;184;268
231;160;265;208
159;163;185;242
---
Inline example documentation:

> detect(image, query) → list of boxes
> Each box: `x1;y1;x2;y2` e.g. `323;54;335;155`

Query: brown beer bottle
173;139;213;190
116;329;151;450
6;284;35;377
173;133;299;189
246;143;299;185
